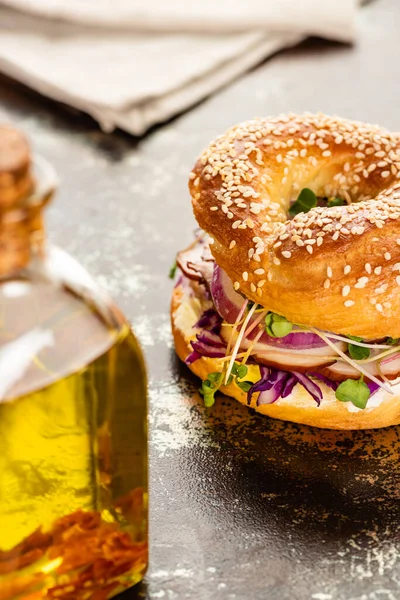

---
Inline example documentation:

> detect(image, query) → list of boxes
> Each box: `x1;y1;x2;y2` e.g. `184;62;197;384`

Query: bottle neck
0;204;46;277
0;154;57;278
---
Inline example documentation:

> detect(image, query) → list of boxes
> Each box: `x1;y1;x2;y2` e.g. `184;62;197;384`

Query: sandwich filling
173;233;400;410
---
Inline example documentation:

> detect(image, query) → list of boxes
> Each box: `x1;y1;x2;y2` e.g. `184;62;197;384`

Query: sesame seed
327;266;333;278
384;252;391;260
257;288;263;297
342;285;351;297
376;303;383;312
375;284;388;294
229;240;236;249
323;279;330;289
273;257;281;265
234;281;240;290
344;300;355;308
374;266;382;275
242;271;248;281
282;251;292;258
355;277;369;289
193;115;400;280
250;283;257;293
255;268;265;275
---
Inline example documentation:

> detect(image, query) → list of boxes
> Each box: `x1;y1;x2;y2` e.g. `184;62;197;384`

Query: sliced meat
177;236;214;285
317;353;400;382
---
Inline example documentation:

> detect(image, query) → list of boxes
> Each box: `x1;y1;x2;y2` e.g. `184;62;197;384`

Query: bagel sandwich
171;113;400;430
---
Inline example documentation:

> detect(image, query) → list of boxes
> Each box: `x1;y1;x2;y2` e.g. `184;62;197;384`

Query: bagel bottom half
171;282;400;430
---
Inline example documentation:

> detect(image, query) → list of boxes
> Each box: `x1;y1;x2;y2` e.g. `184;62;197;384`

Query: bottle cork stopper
0;125;34;209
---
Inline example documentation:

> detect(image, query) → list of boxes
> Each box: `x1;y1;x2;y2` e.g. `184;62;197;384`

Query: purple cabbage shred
247;367;326;407
195;309;223;334
185;309;226;365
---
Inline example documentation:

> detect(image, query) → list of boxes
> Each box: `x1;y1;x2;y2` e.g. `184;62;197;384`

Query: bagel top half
189;113;400;339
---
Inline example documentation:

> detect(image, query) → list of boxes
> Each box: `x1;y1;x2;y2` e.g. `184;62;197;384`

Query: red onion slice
210;265;244;325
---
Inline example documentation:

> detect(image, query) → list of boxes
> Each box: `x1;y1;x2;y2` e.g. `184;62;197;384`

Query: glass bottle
0;126;148;600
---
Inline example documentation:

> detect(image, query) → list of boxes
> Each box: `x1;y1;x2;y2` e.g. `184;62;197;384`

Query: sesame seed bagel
189;113;400;339
171;282;400;430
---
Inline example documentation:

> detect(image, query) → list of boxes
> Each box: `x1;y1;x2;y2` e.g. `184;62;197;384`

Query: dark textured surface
1;1;400;598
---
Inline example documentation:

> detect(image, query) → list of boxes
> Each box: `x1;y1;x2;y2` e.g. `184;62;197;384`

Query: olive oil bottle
0;126;148;599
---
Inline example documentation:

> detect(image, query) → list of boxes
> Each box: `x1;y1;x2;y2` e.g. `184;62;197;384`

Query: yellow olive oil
0;266;148;600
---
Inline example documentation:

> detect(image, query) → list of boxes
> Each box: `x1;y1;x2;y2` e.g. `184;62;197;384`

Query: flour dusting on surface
149;387;219;457
133;313;172;348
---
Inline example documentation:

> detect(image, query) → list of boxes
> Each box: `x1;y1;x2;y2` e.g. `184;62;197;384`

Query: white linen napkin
0;1;361;135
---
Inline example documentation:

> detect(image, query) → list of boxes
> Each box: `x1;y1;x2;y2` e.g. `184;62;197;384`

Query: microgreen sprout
200;363;253;406
169;260;177;279
265;312;293;338
335;376;370;409
347;335;370;360
289;188;317;217
327;197;345;207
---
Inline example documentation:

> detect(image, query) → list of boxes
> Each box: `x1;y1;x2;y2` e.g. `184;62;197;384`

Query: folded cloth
0;0;361;136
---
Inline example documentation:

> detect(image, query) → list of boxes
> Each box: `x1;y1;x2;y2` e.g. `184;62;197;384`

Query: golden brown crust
171;282;400;430
189;114;400;339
